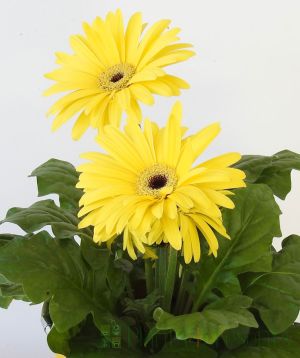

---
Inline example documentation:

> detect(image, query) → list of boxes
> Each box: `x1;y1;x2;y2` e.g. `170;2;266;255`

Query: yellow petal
137;27;181;70
162;101;182;167
176;138;194;176
162;75;190;89
200;214;230;240
116;87;131;110
136;19;171;65
126;98;142;123
190;215;219;257
129;84;155;105
148;50;195;68
180;214;193;264
92;17;120;64
106;9;125;62
202;188;235;209
141;80;174;96
107;99;123;127
125;12;143;64
151;200;164;219
161;215;182;250
169;191;194;210
124;118;156;166
143;118;157;162
189;123;221;160
176;185;212;210
186;216;201;262
124;228;137;260
51;97;92;131
164;198;178;219
200;152;242;169
129;68;161;84
47;89;100;116
72;112;91;140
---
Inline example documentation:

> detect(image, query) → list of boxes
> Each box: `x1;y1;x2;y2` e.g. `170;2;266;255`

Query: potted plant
1;9;300;358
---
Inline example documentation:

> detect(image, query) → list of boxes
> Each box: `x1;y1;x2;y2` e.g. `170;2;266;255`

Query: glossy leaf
234;150;300;199
245;235;300;334
156;340;217;357
222;326;250;350
0;231;112;332
192;184;281;308
221;324;300;357
153;295;257;344
1;199;82;239
47;325;73;355
30;158;82;210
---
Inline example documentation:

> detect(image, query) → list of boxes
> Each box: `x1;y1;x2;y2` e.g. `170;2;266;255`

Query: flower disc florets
99;63;135;91
137;164;177;198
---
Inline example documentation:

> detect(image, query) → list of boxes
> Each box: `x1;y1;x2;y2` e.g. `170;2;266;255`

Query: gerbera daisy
45;9;195;140
77;102;246;263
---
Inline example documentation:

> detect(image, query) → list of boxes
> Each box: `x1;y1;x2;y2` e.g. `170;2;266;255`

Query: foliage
0;152;299;357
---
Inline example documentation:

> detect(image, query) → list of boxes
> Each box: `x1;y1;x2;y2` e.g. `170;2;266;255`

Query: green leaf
221;324;300;357
153;295;257;344
0;282;27;299
68;329;142;358
144;326;164;347
0;294;13;308
0;233;19;247
81;238;110;271
215;272;241;297
236;251;274;273
80;239;111;299
47;325;73;355
245;235;300;334
106;258;127;299
30;158;82;210
234;150;300;199
0;231;112;331
0;282;28;308
222;326;250;350
155;340;217;357
124;290;160;323
0;247;28;307
192;184;281;308
68;348;142;358
1;199;82;239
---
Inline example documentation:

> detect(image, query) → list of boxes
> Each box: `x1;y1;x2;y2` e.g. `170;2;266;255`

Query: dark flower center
148;175;168;190
110;72;124;83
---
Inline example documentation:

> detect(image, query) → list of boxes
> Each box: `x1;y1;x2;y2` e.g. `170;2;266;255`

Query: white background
0;0;300;356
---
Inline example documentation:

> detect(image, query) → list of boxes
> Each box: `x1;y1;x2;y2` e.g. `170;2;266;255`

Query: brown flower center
137;164;177;198
98;64;135;91
148;175;168;190
110;72;124;83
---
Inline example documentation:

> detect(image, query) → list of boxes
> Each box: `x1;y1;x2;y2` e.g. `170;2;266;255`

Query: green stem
183;294;193;314
174;269;187;314
191;241;235;312
157;247;167;300
125;276;134;299
162;247;178;312
145;259;155;294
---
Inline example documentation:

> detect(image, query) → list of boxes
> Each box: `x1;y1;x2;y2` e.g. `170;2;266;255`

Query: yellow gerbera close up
77;102;246;263
45;9;195;139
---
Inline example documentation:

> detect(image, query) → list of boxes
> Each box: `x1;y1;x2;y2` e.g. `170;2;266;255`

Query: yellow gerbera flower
45;9;195;140
77;102;246;263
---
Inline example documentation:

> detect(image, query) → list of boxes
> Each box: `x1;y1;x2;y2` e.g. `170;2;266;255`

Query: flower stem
174;269;187;314
156;247;167;300
162;246;178;312
145;259;154;294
